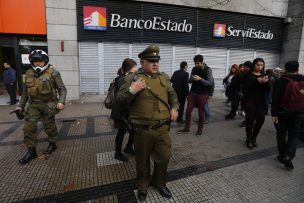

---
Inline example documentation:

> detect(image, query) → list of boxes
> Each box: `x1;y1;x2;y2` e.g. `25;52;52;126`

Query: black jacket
271;74;304;116
225;74;241;98
242;72;270;105
170;69;189;97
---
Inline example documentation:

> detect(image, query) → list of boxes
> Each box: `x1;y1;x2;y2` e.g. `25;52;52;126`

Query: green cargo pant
23;101;59;147
133;124;172;191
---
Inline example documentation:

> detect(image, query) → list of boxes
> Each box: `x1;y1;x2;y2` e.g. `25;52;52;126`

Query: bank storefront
76;0;284;95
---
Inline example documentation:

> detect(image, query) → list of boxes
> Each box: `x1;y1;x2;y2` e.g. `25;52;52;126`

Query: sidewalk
0;98;303;203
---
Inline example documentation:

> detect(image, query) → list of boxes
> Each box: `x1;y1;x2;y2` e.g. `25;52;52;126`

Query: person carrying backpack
271;60;304;170
110;58;137;162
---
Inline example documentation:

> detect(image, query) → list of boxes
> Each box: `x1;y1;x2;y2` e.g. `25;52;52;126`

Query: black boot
252;136;258;148
19;147;37;164
43;142;57;155
124;146;135;155
114;152;128;162
246;137;253;149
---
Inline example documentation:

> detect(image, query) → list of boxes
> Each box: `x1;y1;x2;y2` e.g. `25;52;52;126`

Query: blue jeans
204;100;210;119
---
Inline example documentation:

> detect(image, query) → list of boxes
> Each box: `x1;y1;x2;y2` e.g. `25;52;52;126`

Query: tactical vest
128;73;170;122
25;67;57;101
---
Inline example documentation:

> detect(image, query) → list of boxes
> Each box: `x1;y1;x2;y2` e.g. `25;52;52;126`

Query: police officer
17;50;67;164
116;45;178;201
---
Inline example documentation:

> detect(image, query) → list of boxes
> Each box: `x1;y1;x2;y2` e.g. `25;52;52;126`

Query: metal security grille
256;51;280;69
103;43;129;93
79;43;281;95
174;45;196;73
79;42;99;94
200;47;227;91
229;49;255;67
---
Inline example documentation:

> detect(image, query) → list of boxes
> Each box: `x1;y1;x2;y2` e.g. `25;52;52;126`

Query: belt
133;123;167;130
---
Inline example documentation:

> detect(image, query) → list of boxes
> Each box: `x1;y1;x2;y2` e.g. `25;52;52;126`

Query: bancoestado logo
83;6;193;33
213;23;274;40
110;14;193;33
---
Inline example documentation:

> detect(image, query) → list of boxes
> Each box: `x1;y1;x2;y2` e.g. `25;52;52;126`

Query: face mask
32;63;48;74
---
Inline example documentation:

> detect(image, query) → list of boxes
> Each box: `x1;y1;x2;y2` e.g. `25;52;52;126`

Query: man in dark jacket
170;61;189;123
3;62;17;105
271;60;304;170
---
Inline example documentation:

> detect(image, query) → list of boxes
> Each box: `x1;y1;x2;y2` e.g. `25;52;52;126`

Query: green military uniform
19;65;67;147
116;45;178;192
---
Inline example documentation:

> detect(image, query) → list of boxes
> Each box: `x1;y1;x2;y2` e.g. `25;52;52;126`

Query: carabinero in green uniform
116;44;178;201
17;50;67;165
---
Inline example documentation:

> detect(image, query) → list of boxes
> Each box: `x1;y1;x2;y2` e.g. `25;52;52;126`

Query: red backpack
281;76;304;112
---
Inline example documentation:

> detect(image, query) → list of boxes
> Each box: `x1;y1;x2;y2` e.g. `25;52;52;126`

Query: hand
130;77;146;93
16;107;22;112
257;77;264;83
192;75;202;81
263;76;269;83
272;116;278;124
57;103;65;110
170;108;178;121
208;96;212;100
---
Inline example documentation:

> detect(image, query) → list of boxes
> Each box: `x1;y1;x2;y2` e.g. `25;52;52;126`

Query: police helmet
29;50;49;73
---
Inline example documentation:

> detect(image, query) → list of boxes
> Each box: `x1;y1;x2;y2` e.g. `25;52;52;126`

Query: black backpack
104;80;116;109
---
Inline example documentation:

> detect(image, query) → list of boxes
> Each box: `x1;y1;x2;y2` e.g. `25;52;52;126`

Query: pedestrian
223;64;238;103
272;61;304;170
239;61;252;127
110;58;137;162
170;61;189;123
178;54;214;135
17;50;67;164
3;62;17;105
265;69;276;115
242;58;269;149
116;44;178;201
224;64;242;119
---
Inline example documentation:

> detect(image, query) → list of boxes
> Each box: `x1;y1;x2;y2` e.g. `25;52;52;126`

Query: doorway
0;47;15;105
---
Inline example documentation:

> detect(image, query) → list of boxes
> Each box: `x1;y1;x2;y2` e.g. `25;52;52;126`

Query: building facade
46;0;303;100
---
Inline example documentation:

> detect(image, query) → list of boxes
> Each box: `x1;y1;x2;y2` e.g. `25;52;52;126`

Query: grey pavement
0;98;303;203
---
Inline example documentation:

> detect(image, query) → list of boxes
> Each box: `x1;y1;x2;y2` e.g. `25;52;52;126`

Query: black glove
9;109;24;120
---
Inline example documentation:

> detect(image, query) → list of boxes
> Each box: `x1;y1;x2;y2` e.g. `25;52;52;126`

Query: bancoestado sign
110;14;193;33
227;26;274;40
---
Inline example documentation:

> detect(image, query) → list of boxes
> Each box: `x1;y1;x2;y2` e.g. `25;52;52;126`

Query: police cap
138;44;161;61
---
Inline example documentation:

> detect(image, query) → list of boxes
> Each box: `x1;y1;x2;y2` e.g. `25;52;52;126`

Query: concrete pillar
280;0;304;73
45;0;79;101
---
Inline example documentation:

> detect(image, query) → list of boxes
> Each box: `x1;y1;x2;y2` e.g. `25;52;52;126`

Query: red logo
83;6;107;30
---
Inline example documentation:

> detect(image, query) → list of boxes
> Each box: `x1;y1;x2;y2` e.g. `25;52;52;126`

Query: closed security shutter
158;44;173;76
229;49;254;67
103;43;129;93
174;45;196;73
79;42;99;94
256;51;280;69
200;47;227;91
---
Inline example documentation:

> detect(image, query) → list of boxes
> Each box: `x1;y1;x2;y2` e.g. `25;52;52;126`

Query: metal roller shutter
174;45;196;73
229;49;254;67
103;42;130;93
200;47;227;91
79;42;99;94
256;51;280;69
158;44;173;76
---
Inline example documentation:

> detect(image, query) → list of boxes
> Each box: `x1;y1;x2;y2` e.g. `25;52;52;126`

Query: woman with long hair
111;58;137;161
224;64;241;119
242;58;269;149
223;64;239;103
